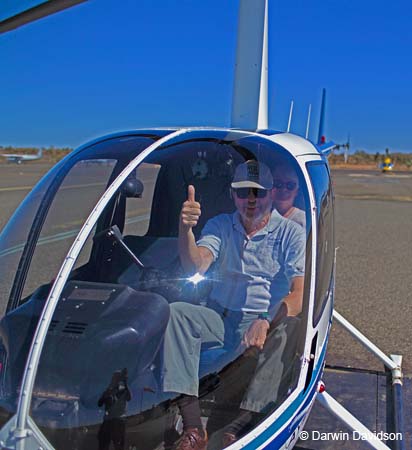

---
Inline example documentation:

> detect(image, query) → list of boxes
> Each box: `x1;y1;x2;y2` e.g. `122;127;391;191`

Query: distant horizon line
1;144;411;156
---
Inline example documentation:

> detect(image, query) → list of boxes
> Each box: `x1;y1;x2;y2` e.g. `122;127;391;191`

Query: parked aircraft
0;1;404;450
0;148;43;164
380;156;394;173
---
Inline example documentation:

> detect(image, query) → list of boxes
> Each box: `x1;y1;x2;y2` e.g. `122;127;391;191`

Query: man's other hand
242;319;270;350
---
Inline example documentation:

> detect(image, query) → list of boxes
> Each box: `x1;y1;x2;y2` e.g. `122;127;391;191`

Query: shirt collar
232;209;283;236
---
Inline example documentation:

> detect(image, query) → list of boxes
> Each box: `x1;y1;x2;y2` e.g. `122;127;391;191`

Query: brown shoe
222;432;237;447
173;428;208;450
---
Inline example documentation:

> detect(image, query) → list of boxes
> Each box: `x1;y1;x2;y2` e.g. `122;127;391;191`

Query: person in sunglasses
272;164;305;229
161;160;305;450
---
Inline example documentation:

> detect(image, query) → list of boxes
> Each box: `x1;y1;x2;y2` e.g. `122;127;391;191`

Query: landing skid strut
315;310;405;450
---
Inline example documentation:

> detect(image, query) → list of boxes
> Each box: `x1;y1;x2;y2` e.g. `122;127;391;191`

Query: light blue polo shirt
197;209;305;314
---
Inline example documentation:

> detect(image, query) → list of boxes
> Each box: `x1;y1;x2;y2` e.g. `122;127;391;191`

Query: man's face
233;187;273;224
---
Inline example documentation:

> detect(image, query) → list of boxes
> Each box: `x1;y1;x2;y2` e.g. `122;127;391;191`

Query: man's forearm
268;277;304;329
178;227;203;273
282;290;303;317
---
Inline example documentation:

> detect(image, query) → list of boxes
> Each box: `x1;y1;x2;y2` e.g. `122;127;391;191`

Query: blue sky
1;0;411;152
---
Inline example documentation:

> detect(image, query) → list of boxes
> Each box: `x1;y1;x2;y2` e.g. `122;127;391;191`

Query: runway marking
0;214;150;258
61;182;106;190
347;173;412;179
386;174;412;178
0;185;33;192
336;194;412;202
348;174;375;178
0;182;107;193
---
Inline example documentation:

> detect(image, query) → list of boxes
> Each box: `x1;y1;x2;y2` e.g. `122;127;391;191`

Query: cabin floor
296;365;412;449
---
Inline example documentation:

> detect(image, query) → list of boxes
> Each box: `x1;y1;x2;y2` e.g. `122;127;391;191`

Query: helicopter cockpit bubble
0;130;312;450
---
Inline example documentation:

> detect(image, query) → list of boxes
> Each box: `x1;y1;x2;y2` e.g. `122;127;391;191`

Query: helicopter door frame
294;154;328;390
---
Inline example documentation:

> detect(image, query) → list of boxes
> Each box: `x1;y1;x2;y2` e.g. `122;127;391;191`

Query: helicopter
0;1;404;450
379;150;394;173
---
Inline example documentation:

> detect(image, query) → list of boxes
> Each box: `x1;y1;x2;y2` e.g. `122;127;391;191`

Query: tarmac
329;169;412;375
0;162;411;449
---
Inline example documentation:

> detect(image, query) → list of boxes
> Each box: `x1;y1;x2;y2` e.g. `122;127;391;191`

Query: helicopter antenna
287;100;294;132
231;0;268;130
317;88;326;144
305;104;312;139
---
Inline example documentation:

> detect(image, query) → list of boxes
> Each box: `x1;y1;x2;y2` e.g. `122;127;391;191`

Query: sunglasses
273;180;297;191
233;187;269;199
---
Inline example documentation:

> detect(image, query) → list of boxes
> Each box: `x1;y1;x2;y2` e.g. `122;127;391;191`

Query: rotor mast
231;0;268;130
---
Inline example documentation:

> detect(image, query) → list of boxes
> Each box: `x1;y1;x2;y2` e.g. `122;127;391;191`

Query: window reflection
0;133;312;450
97;369;131;450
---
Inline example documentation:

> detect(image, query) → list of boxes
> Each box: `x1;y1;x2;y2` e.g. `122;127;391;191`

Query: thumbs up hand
180;185;201;230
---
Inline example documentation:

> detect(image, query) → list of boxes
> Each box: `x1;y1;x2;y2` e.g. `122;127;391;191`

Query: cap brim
231;181;270;189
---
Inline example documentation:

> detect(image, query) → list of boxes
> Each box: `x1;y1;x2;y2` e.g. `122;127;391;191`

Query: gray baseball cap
231;160;273;189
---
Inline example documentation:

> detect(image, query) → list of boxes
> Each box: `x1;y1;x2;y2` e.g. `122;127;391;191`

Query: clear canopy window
0;131;312;450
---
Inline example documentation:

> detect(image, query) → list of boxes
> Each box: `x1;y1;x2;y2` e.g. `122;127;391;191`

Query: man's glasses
233;187;269;199
273;180;297;191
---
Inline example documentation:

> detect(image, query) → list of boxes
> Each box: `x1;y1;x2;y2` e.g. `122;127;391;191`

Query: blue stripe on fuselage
241;342;327;450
